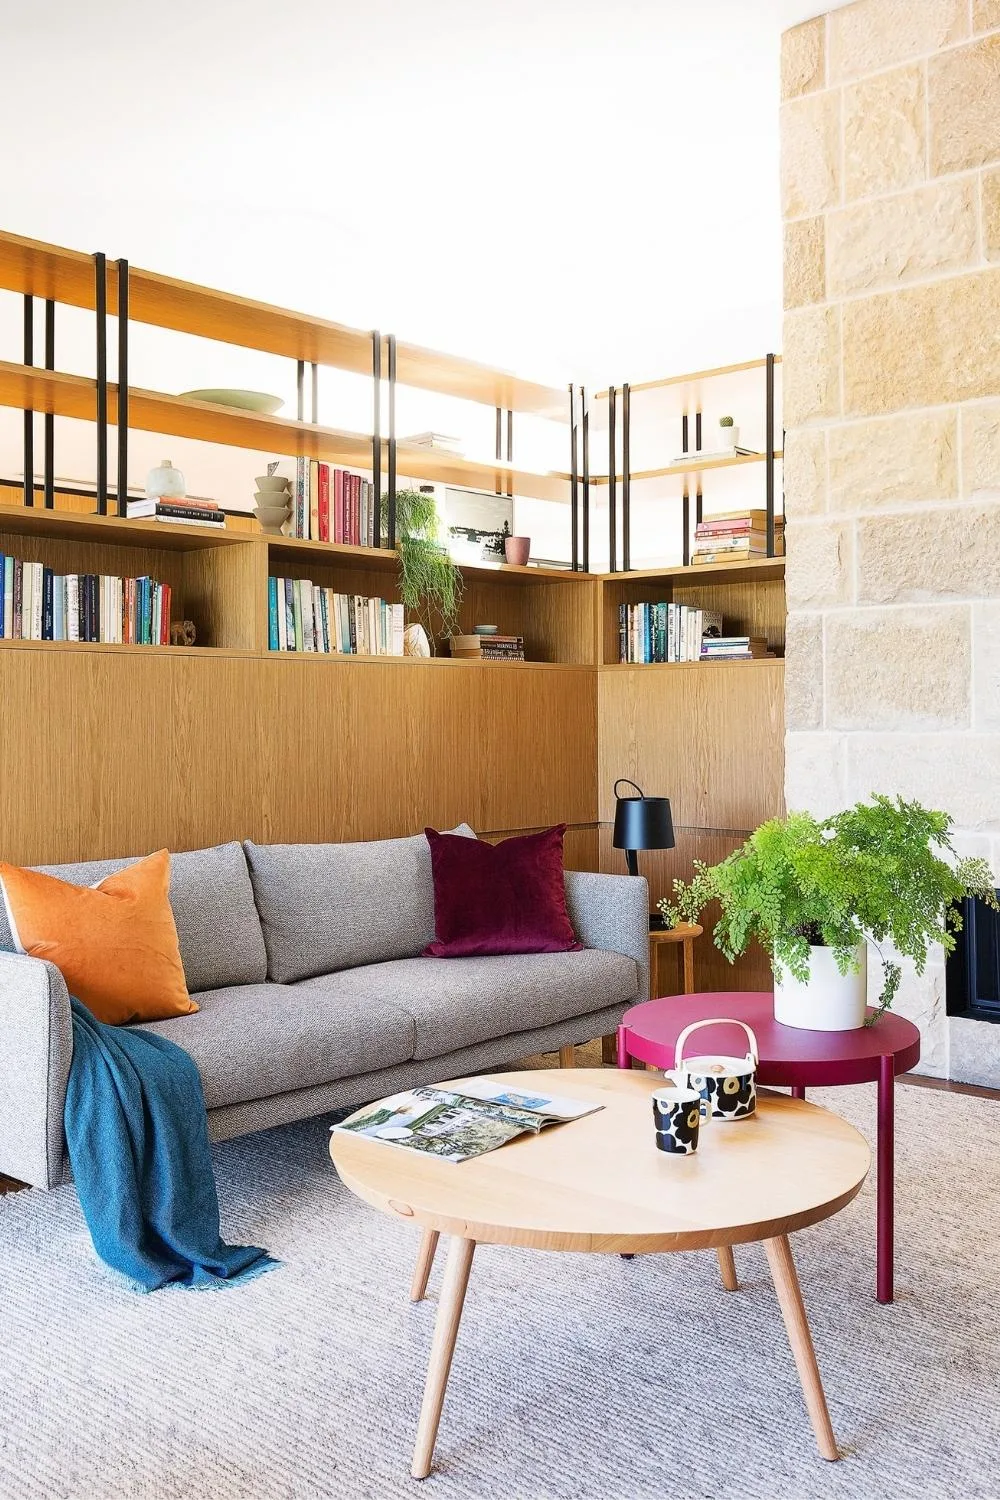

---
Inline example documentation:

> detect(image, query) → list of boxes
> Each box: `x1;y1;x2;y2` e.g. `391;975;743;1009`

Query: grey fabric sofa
0;828;649;1189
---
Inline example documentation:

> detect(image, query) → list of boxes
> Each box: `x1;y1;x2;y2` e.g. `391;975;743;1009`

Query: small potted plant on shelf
659;796;998;1031
718;415;739;452
386;489;463;655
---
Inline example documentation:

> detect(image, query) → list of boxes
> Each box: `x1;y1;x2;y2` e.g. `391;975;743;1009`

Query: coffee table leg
412;1235;476;1480
764;1235;838;1461
877;1052;894;1304
717;1246;739;1291
410;1228;440;1303
616;1024;630;1068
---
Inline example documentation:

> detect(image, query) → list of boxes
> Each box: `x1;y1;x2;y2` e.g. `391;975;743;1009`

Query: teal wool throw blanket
65;998;277;1292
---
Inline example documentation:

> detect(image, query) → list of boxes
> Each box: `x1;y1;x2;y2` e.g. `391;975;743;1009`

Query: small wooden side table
649;920;702;997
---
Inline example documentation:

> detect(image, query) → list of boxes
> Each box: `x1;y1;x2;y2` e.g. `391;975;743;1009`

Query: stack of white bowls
254;475;291;534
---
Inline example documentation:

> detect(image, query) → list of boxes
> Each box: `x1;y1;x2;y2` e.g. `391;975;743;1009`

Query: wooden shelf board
265;652;583;669
394;442;570;502
0;501;248;552
266;535;587;585
589;451;783;485
0;229;567;419
600;557;785;586
593;356;783;400
600;657;784;672
0;638;254;658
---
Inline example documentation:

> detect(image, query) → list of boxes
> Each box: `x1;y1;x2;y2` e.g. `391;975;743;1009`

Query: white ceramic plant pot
719;425;739;452
773;943;867;1031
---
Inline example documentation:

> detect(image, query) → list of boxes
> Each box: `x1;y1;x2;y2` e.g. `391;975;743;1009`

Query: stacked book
701;635;773;661
126;497;225;529
691;509;784;564
268;577;404;655
449;634;526;662
0;555;171;643
292;458;378;544
619;603;723;664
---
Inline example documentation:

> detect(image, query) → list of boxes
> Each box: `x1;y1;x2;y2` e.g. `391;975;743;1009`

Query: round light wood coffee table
330;1068;870;1480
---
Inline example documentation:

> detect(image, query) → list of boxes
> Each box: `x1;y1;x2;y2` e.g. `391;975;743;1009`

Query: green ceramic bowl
180;389;284;415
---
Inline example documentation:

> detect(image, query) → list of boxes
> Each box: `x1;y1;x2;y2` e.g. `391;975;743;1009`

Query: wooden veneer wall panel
597;659;784;830
0;649;597;865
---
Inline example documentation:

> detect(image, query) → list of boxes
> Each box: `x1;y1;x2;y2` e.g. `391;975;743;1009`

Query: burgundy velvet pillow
423;825;582;958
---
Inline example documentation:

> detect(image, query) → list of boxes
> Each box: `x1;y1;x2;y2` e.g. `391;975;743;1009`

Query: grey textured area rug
1;1075;999;1500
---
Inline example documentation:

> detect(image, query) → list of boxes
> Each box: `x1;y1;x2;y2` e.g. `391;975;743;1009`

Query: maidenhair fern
660;796;998;1023
386;489;464;650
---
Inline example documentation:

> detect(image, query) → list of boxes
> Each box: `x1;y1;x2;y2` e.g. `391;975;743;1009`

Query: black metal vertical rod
608;386;617;574
311;361;318;424
22;296;33;507
372;331;382;546
681;412;689;456
581;386;590;574
506;409;513;501
622;382;631;572
682;483;691;568
765;352;776;557
116;260;129;517
495;405;502;496
696;484;703;526
43;300;55;509
695;410;702;454
94;252;108;515
569;385;579;572
296;360;305;422
387;334;397;548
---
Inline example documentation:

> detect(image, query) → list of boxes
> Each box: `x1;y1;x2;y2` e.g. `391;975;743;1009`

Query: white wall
0;0;820;549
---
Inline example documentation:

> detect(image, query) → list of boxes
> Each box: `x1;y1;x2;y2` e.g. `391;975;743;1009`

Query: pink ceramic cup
504;536;531;567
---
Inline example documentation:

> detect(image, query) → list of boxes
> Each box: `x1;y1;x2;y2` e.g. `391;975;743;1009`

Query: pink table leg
617;1024;630;1068
877;1052;895;1304
791;1085;806;1100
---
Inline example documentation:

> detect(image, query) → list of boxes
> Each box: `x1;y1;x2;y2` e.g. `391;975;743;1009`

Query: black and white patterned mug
651;1085;710;1155
665;1018;759;1122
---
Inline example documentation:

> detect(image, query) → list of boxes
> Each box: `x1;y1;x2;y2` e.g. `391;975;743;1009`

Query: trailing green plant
719;415;734;428
386;489;463;650
659;796;998;1023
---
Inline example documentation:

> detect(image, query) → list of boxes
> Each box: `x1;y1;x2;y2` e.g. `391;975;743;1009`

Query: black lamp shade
613;793;675;853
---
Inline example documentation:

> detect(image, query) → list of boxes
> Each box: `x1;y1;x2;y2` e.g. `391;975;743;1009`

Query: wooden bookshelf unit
0;227;785;995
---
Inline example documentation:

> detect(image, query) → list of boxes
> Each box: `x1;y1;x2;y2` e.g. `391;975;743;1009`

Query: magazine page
333;1087;543;1164
453;1077;604;1122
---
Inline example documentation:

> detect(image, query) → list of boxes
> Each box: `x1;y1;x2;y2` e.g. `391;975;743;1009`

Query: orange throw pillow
0;849;197;1026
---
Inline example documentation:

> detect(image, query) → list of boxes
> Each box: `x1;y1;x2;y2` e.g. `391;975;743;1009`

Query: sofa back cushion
0;842;267;993
244;826;476;983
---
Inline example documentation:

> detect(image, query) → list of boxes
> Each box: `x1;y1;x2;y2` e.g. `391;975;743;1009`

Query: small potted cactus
719;414;739;452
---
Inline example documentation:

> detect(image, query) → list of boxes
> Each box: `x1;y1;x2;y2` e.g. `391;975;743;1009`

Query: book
268;579;405;655
331;1078;602;1164
126;500;224;525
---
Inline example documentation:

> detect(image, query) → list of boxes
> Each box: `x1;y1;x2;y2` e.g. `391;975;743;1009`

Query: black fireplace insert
946;891;1000;1022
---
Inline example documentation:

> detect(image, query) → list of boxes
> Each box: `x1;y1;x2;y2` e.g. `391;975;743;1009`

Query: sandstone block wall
781;0;1000;1078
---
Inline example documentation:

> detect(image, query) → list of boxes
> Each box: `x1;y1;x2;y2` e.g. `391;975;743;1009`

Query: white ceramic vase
145;458;186;500
718;425;739;452
773;942;867;1031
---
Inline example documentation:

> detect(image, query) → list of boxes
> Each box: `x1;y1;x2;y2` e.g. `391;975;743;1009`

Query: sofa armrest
0;952;73;1189
564;871;649;1003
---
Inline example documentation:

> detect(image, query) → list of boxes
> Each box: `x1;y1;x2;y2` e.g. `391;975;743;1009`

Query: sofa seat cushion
133;982;416;1110
307;949;640;1062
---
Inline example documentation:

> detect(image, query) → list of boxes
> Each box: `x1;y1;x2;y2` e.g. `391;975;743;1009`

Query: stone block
782;426;827;517
973;0;1000;32
929;32;1000;175
825;607;970;729
785;518;854;607
781;16;825;99
985;169;1000;261
827;180;976;297
856;504;1000;602
780;89;841;219
783;305;840;427
961;399;1000;493
785;732;847;818
843;270;1000;415
844;733;1000;830
829;0;968;82
973;602;1000;732
827;411;958;512
950;1015;1000;1089
784;217;825;308
844;65;926;201
785;613;824;731
872;955;947;1076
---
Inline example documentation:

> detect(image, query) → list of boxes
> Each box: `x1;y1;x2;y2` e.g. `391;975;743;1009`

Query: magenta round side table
617;992;921;1304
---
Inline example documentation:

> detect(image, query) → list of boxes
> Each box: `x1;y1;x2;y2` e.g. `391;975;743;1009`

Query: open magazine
332;1078;603;1164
